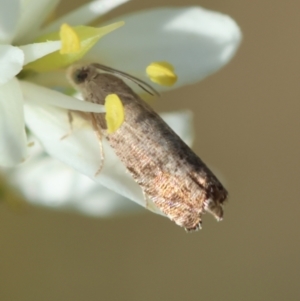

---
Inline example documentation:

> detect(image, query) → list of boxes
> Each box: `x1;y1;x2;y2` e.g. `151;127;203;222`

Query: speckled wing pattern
68;66;228;231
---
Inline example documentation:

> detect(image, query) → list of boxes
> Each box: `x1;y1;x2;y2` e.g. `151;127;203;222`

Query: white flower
0;0;113;167
1;0;242;217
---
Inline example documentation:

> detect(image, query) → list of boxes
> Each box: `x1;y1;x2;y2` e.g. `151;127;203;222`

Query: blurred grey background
1;0;299;300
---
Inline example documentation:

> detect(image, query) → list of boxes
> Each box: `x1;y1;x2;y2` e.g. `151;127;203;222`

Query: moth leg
60;111;74;140
143;193;160;213
185;220;202;232
144;193;152;210
90;113;105;176
60;110;91;140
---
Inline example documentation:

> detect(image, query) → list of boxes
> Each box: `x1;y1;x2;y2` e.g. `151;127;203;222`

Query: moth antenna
91;63;160;97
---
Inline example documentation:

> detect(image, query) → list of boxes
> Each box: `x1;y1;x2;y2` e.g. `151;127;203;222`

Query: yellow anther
105;94;124;133
146;61;177;86
25;22;124;72
59;23;81;54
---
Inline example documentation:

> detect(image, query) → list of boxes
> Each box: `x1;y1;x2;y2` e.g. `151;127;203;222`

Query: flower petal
88;7;241;92
0;0;20;43
0;45;24;85
20;81;105;113
6;140;139;216
0;78;27;167
14;0;60;44
24;101;147;208
24;98;191;213
39;0;130;36
20;41;61;65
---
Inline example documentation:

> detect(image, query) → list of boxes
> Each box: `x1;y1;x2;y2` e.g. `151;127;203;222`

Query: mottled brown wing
90;77;225;230
75;70;227;230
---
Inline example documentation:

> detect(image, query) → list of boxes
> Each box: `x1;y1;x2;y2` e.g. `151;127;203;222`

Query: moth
67;63;228;231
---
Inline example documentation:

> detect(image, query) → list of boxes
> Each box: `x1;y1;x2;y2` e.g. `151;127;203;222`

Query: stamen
146;61;177;86
60;23;81;54
105;94;124;133
24;22;124;72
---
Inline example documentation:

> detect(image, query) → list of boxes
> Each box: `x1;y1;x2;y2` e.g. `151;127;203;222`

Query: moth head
73;68;89;84
67;63;160;97
66;64;95;87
